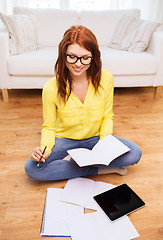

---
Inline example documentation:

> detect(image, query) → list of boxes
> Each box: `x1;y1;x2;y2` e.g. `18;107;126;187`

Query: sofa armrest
146;30;163;86
0;30;11;89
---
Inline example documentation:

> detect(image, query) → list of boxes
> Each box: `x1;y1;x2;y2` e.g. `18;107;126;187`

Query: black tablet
93;183;145;221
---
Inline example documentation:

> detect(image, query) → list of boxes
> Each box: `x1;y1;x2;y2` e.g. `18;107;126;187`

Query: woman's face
65;43;92;79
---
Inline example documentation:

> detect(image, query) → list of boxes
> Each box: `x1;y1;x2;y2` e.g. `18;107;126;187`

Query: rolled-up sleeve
40;85;56;155
100;73;114;139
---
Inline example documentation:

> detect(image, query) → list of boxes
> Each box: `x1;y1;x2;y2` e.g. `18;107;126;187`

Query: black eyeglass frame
65;53;93;65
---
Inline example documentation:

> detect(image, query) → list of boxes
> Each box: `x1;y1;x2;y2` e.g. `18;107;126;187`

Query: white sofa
0;7;163;102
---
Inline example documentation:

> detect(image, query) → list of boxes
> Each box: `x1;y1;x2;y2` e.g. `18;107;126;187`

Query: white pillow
108;15;161;53
0;12;37;55
14;7;79;48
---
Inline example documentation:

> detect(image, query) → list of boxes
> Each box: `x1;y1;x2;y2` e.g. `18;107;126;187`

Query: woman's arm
40;83;57;155
100;73;114;139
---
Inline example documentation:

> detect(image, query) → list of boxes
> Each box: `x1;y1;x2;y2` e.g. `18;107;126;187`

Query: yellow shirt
41;69;114;154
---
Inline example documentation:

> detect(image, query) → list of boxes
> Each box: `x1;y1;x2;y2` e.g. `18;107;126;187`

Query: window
1;0;162;24
28;0;60;9
28;0;112;10
69;0;111;11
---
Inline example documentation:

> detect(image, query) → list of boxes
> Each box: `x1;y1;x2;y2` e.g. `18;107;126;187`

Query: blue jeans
25;136;142;181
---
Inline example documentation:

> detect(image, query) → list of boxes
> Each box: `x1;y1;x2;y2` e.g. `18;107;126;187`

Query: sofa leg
154;86;163;98
2;89;9;103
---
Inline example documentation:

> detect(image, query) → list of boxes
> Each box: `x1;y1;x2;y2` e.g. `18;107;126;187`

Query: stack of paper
60;177;115;210
66;211;139;240
40;178;140;239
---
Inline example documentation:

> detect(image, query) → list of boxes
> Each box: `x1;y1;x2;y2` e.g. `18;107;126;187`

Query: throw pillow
108;15;161;53
0;12;37;55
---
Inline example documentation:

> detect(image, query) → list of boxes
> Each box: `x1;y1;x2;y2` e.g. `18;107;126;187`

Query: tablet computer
93;183;145;221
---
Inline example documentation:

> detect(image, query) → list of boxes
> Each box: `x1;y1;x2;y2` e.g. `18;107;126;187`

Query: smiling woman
65;44;93;75
55;25;102;103
24;24;142;181
55;25;102;101
64;43;93;103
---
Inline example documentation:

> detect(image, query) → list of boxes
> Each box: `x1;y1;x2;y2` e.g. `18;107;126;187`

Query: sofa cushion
100;47;157;75
8;47;58;76
79;9;140;46
7;47;157;77
0;12;37;55
14;7;79;48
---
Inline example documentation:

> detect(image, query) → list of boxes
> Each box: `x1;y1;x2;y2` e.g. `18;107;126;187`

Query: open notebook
67;134;130;167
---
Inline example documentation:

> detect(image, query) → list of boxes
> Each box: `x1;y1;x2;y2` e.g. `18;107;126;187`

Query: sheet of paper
41;188;84;237
60;177;115;210
66;211;140;240
68;134;131;167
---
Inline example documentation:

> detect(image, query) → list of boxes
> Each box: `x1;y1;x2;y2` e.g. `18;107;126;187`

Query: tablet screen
93;184;145;221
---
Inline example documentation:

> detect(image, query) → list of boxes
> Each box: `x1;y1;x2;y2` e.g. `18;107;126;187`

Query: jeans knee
134;145;142;164
24;159;34;179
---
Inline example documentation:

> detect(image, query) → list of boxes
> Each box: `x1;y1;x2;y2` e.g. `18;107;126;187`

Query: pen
37;146;47;167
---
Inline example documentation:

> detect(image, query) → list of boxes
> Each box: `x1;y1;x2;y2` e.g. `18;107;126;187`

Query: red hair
54;25;102;102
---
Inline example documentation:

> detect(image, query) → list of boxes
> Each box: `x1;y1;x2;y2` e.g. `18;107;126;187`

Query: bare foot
63;155;71;161
98;167;127;176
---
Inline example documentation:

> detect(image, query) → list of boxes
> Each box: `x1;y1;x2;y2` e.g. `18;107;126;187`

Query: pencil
37;146;47;167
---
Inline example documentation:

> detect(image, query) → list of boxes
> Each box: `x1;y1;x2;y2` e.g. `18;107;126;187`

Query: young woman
25;25;142;181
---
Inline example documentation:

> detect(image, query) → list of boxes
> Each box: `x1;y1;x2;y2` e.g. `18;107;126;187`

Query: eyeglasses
65;54;93;65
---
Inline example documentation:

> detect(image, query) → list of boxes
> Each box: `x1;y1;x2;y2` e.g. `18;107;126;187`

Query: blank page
41;188;84;237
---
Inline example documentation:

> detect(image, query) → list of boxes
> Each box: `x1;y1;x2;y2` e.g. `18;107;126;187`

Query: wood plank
0;88;163;240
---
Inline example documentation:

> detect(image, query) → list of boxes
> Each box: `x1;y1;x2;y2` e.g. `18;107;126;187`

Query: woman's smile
72;66;84;72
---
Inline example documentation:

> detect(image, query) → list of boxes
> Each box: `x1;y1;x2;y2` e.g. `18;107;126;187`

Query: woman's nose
74;58;82;67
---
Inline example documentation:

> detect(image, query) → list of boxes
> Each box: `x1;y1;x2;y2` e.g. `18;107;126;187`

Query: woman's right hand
31;147;49;162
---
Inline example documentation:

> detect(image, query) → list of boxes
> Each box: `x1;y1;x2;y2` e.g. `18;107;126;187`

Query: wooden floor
0;87;163;240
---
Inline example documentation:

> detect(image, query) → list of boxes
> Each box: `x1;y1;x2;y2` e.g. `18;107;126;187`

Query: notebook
67;134;130;167
40;188;84;237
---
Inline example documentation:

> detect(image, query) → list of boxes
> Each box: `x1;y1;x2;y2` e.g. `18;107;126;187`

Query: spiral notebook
40;188;84;237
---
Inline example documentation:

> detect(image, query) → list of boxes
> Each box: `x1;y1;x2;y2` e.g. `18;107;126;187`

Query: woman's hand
31;147;49;162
